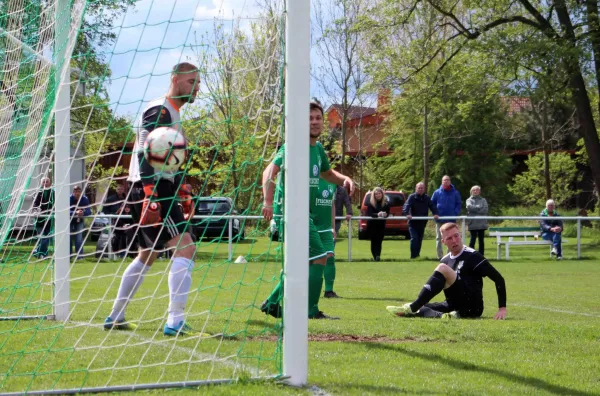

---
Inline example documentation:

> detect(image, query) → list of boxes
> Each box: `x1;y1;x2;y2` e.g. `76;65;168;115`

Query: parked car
192;197;245;241
90;213;110;242
358;190;409;240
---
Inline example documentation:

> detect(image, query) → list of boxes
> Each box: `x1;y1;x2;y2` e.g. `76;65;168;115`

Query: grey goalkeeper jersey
127;97;183;184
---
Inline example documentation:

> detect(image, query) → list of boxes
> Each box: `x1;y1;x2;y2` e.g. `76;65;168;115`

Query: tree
312;0;370;173
509;152;581;206
364;46;513;210
361;0;600;201
186;4;284;212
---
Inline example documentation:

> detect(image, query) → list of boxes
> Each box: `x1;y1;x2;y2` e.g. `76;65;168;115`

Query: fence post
577;218;581;259
228;218;233;261
461;217;466;242
347;218;352;262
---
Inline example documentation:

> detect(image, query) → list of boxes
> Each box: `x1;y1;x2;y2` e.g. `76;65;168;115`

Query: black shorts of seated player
128;180;190;250
417;275;484;318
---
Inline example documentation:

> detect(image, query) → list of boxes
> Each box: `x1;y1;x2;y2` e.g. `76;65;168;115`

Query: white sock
110;258;150;321
167;257;194;328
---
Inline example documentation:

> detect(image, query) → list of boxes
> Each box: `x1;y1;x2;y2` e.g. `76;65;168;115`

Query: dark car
358;190;409;240
192;197;245;241
90;213;110;242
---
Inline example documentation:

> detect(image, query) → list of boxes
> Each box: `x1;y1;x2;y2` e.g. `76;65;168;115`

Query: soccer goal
0;0;309;393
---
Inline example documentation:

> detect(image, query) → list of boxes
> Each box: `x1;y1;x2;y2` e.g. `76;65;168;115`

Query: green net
0;0;286;392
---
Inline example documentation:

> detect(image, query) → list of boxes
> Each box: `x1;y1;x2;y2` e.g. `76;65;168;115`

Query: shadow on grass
342;296;407;302
364;343;595;396
321;383;447;394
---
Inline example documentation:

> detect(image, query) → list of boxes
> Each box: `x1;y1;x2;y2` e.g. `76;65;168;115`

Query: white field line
512;303;600;318
309;384;333;396
71;321;271;376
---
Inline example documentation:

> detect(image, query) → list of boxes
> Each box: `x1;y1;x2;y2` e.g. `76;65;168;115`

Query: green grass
1;236;600;395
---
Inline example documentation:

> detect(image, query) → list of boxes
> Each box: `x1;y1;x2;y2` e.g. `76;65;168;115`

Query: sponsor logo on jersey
310;178;319;186
312;164;319;176
322;189;330;198
316;198;332;206
458;261;464;271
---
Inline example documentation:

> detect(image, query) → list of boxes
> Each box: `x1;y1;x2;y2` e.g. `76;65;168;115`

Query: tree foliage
509;152;582;207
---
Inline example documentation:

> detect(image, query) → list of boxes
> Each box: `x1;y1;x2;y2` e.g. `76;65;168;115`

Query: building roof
501;96;532;116
327;104;377;121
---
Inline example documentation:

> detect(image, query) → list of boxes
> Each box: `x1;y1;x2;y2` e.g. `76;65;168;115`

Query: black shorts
128;181;190;250
441;275;484;318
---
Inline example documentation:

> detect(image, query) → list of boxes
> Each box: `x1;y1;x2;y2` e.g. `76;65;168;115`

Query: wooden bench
489;227;566;260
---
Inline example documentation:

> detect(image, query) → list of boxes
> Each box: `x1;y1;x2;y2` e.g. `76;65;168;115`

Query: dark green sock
324;256;335;292
308;264;325;317
266;281;283;305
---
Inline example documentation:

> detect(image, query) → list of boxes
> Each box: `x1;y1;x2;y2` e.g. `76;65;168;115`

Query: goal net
0;0;292;393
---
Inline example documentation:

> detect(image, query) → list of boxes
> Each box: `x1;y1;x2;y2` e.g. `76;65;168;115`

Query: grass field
1;235;599;395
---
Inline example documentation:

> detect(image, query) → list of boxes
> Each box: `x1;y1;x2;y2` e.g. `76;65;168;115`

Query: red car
358;190;409;240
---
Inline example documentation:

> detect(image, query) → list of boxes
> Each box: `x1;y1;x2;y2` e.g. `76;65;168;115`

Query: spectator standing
104;185;130;258
334;185;354;239
103;185;126;215
32;177;55;258
466;185;488;255
70;185;92;259
403;182;439;259
366;187;390;261
113;204;135;258
540;199;563;260
431;175;462;260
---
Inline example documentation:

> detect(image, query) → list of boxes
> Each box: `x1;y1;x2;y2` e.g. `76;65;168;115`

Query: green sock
324;256;335;292
308;264;325;317
266;281;283;305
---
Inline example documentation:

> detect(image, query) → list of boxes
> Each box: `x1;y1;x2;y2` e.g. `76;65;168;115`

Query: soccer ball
143;127;187;172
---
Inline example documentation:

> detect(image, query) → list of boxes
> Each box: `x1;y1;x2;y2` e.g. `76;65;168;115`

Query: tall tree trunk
541;104;551;199
585;0;600;117
423;103;430;192
555;0;600;199
341;114;347;173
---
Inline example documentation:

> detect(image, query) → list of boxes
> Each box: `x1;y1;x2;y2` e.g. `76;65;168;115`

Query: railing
16;214;600;261
338;215;600;261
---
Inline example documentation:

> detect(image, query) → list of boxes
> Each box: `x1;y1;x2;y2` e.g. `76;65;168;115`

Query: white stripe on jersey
128;97;183;184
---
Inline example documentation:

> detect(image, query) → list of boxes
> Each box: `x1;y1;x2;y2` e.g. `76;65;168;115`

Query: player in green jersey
260;100;354;319
312;179;339;299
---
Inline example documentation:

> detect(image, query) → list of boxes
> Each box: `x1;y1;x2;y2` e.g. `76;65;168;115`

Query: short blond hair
439;222;459;235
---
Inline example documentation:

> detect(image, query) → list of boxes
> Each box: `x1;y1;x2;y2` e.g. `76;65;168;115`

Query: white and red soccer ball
143;127;188;172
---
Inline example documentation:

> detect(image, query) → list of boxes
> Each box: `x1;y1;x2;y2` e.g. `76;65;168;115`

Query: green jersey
312;178;336;231
271;143;331;219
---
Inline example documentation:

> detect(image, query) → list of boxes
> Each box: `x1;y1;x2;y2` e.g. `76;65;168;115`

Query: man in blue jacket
540;199;563;260
70;185;92;260
403;182;439;259
431;175;461;259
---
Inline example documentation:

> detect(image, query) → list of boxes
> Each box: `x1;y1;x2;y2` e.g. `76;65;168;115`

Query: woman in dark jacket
367;187;390;261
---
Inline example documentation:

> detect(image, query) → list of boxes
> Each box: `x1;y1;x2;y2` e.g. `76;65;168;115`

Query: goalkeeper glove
141;185;162;226
179;183;195;220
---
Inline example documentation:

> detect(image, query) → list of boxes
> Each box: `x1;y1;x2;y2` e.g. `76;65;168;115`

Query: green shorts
317;229;335;256
309;219;328;261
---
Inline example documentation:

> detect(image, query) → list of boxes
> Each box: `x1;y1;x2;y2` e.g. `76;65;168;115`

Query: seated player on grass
386;222;507;320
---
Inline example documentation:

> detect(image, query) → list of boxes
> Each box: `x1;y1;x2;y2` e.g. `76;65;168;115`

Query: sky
101;0;266;118
95;0;355;120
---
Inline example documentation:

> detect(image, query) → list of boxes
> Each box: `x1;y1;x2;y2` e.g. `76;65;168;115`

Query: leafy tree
509;152;581;207
186;5;284;213
312;0;370;173
360;0;600;201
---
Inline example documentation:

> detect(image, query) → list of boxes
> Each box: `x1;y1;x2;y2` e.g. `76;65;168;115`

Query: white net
0;0;287;392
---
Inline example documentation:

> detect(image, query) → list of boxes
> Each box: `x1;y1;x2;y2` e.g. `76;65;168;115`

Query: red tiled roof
501;96;532;116
327;104;377;120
